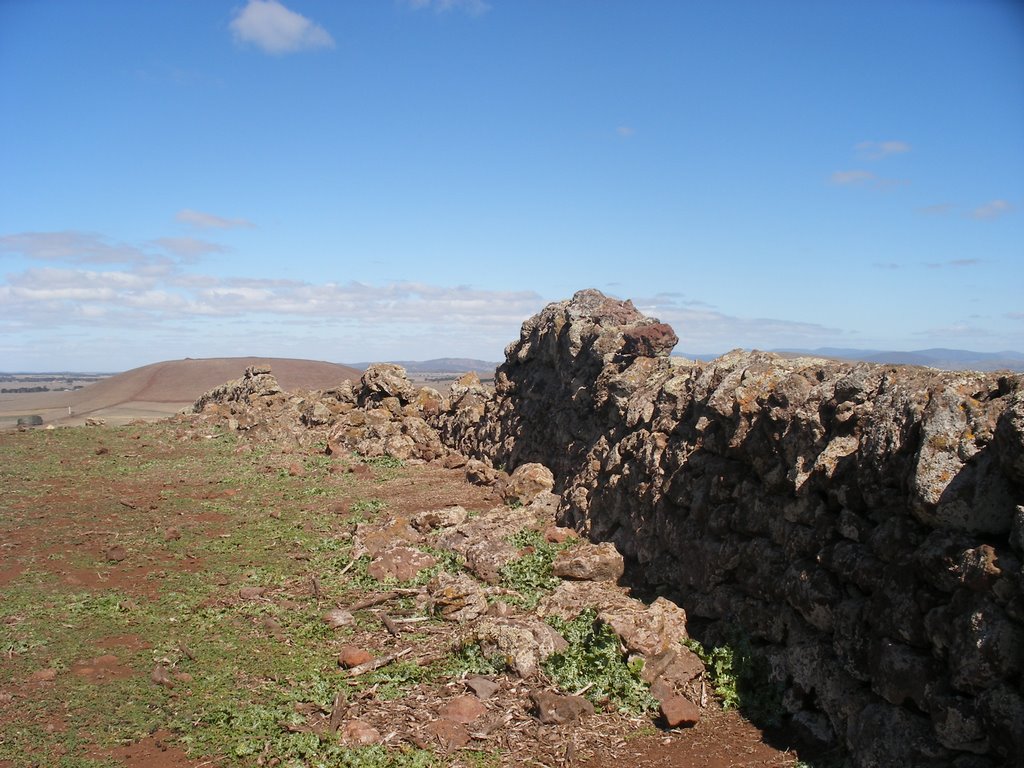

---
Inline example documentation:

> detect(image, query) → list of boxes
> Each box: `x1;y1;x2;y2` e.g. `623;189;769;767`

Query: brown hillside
1;357;363;426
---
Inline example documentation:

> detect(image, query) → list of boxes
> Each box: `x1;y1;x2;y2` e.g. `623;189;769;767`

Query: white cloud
616;126;635;138
829;170;876;186
176;209;255;230
229;0;334;55
855;140;911;160
151;237;229;259
406;0;491;15
970;199;1013;220
0;231;150;265
633;294;844;353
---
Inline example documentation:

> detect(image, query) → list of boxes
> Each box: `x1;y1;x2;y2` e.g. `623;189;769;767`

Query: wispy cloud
829;170;876;186
632;293;844;352
855;140;911;160
872;262;902;270
230;0;335;55
970;199;1013;220
0;231;151;265
615;126;635;138
151;237;229;260
925;258;983;269
406;0;491;15
175;209;255;230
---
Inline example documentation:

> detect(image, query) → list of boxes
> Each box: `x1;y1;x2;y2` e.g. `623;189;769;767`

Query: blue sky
1;0;1022;371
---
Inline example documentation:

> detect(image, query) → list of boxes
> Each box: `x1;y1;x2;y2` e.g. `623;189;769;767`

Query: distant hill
771;348;1024;373
0;357;362;427
350;358;500;374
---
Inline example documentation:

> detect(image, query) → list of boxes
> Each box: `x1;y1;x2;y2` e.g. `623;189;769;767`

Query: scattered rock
658;694;701;728
103;545;127;563
438;695;487;724
465;618;567;678
465;676;500;700
412;505;469;532
163;526;182;541
238;586;266;600
322;608;355;629
338;646;374;669
367;545;437;582
150;665;175;689
425;719;471;750
504;463;555;505
531;690;594;724
29;668;58;683
428;572;489;622
342;719;382;746
552;542;624;582
287;462;306;477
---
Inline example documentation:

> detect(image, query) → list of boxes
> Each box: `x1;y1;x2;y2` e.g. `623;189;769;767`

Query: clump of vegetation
683;629;784;726
498;528;570;609
542;609;658;715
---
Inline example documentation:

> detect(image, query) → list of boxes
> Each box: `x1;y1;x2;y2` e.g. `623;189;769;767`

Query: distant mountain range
681;348;1024;373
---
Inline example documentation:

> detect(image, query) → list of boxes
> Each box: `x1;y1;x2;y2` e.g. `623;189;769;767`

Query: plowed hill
0;357;362;426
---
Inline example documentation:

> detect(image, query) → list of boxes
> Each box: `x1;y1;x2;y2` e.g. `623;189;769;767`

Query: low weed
542;609;658;715
682;629;784;726
498;528;571;609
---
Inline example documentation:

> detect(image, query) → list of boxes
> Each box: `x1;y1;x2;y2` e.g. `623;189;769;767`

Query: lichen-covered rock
503;463;555;505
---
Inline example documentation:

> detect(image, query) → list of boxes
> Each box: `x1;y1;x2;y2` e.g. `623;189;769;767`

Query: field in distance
0;357;362;429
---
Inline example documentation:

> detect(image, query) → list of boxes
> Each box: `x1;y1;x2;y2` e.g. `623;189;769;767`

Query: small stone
531;690;594;724
342;719;382;746
322;608;355;628
338;646;374;669
287;462;306;477
659;694;700;728
29;668;58;683
544;525;577;544
425;719;471;750
465;676;500;700
150;664;175;689
438;695;487;724
164;527;182;541
238;586;266;600
103;545;127;563
174;672;194;683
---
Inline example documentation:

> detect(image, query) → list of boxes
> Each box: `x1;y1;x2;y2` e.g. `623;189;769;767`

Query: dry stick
347;647;412;677
348;589;419;612
329;691;347;732
337;558;358;578
378;612;401;637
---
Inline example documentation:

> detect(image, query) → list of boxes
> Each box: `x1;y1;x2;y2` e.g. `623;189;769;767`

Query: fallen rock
103;545;127;563
238;586;266;600
504;463;555;505
438;695;487;724
322;608;355;628
465;618;567;678
150;665;175;689
412;505;469;532
428;572;489;622
531;690;594;724
552;541;624;582
655;688;701;728
367;545;437;582
465;676;500;700
342;719;382;746
338;646;374;669
425;719;471;750
29;668;58;683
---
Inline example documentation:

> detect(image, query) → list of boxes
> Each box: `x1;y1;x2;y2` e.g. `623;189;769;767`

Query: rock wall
437;290;1024;767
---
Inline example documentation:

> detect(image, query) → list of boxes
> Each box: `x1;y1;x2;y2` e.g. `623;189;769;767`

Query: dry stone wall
191;290;1024;766
436;290;1024;767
